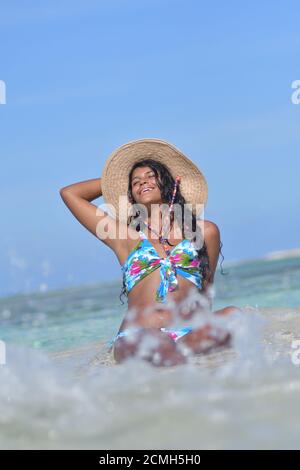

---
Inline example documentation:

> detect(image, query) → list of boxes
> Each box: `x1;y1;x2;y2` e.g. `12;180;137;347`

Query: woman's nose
140;176;151;186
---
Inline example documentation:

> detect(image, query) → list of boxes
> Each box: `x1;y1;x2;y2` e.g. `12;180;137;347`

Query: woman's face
130;166;162;206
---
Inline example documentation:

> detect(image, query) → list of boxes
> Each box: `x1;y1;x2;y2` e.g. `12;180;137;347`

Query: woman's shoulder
109;220;142;265
204;219;220;235
119;220;143;248
197;219;220;243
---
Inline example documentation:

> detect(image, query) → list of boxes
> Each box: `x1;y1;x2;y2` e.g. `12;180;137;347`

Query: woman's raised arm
59;178;126;253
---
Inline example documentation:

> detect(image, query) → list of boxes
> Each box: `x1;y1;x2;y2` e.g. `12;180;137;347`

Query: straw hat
101;138;208;223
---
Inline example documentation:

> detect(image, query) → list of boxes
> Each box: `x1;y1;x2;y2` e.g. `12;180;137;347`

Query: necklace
143;176;181;256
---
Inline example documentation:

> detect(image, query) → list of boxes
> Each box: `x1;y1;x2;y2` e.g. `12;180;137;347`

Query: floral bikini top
121;230;203;303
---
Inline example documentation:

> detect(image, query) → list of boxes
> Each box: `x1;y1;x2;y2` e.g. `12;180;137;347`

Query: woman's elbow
59;187;72;198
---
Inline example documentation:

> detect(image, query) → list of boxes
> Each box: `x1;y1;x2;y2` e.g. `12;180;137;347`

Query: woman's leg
176;305;241;354
176;324;231;354
113;328;187;367
213;305;242;316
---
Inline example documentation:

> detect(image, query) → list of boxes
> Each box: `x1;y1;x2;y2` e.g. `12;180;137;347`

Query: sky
0;0;300;298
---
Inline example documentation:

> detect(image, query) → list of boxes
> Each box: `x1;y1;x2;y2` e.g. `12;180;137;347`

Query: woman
60;138;241;367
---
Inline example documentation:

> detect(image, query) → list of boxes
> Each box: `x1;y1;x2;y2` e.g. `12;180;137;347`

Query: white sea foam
1;307;300;449
263;247;300;261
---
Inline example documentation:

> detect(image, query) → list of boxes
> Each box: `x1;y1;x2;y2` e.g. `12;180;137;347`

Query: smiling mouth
140;187;154;195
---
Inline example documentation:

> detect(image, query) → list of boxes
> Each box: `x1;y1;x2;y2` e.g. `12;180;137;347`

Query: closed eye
132;173;156;186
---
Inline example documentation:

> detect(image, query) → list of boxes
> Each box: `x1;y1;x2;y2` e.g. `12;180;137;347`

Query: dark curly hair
119;158;227;304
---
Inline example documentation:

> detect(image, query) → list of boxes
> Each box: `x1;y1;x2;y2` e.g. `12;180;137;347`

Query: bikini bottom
107;326;193;349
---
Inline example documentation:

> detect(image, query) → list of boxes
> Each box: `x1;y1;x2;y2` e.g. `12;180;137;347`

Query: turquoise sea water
1;255;300;449
1;256;299;354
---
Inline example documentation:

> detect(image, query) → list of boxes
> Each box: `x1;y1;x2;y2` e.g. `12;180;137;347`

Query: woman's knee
113;336;139;363
226;305;242;314
214;305;241;316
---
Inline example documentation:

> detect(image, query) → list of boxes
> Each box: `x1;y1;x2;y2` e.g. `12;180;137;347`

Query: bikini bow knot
155;257;179;303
